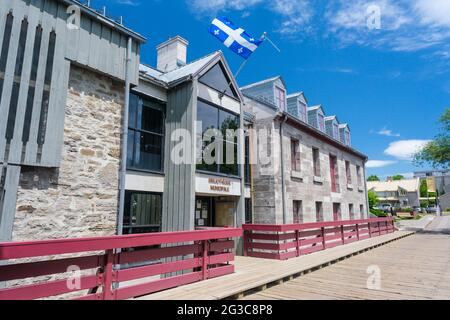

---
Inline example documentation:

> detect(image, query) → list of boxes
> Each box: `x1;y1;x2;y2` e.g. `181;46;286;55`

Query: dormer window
318;113;325;132
333;123;339;139
299;103;307;122
275;86;286;111
345;130;351;146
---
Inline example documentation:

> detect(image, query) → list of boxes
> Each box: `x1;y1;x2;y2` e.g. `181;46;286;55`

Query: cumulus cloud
384;139;431;160
366;160;398;168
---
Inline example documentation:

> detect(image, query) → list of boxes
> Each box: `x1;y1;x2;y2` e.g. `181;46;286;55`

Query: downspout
117;37;133;235
279;114;288;224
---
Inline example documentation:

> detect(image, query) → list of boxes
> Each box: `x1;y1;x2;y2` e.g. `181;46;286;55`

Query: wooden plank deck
243;233;450;300
136;231;414;300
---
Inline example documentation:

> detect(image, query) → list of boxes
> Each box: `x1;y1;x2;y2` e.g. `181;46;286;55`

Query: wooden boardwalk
137;231;414;300
243;233;450;300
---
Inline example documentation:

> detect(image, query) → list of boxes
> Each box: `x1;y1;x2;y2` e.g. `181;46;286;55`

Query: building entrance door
215;201;235;227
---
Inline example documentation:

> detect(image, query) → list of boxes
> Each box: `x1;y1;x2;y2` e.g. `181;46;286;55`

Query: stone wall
12;65;124;241
247;98;368;225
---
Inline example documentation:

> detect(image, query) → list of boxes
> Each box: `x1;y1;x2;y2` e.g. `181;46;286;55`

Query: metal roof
60;0;147;43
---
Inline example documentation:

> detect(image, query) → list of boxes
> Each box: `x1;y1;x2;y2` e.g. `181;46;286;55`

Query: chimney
156;36;189;72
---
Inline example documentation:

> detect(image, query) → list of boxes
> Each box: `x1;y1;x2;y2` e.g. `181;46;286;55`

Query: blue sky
95;0;448;180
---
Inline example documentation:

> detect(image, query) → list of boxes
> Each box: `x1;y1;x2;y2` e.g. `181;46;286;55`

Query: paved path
424;216;450;234
396;215;435;232
243;233;450;300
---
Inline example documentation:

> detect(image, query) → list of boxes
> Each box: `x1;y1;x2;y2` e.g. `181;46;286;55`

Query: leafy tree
414;108;450;170
420;179;428;198
368;190;379;208
367;175;380;182
392;175;405;181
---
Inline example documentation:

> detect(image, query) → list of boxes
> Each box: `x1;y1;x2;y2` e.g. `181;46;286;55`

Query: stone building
241;76;369;224
0;0;145;241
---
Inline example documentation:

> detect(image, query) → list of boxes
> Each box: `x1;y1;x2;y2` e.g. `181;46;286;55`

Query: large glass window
123;191;162;234
199;63;238;99
197;100;240;176
313;148;321;177
128;93;165;172
291;139;301;172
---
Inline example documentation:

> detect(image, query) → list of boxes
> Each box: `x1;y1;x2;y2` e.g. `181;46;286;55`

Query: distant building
367;179;421;208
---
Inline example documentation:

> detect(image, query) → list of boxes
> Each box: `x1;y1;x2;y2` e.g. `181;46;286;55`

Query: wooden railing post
102;249;115;300
202;240;209;280
368;222;372;238
243;230;249;257
378;221;382;235
295;230;300;257
356;224;360;240
341;224;345;245
321;227;326;250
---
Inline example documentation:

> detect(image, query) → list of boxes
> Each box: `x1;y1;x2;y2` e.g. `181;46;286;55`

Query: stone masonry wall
12;65;124;241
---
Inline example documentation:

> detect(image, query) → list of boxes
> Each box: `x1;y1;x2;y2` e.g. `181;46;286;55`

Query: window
333;123;339;140
345;130;351;146
329;155;340;193
245;198;253;224
197;100;240;176
275;86;286;111
318;113;325;132
123;191;162;234
244;133;251;184
291;139;301;172
356;166;363;187
299;103;307;122
349;204;355;220
313;148;321;177
315;202;323;222
128;94;165;172
345;161;352;185
293;200;303;224
199;63;238;99
333;203;341;221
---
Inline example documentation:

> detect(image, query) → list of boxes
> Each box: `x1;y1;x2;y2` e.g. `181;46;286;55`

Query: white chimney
156;36;189;72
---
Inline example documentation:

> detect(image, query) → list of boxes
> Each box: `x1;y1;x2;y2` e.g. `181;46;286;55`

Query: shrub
370;208;387;217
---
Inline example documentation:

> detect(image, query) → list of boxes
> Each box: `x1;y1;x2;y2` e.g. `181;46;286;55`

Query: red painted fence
0;228;241;300
243;218;395;260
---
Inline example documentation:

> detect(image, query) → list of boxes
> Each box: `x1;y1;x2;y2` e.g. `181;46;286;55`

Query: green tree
367;175;380;182
414;108;450;170
392;175;405;181
420;179;428;198
368;190;379;208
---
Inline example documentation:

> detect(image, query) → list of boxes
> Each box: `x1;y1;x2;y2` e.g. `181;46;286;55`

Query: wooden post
356;224;360;241
378;221;382;236
321;227;326;250
341;225;345;244
295;230;300;257
368;222;372;238
243;231;249;257
102;249;115;300
202;240;209;280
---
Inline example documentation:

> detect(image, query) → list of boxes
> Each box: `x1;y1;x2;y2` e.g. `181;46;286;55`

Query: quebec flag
209;17;263;60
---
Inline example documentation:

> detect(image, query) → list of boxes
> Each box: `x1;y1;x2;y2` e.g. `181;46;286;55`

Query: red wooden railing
243;218;395;260
0;228;242;300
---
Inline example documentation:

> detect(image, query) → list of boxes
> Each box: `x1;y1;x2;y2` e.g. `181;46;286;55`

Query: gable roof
339;123;350;131
368;179;420;193
308;105;325;114
139;51;243;101
325;115;340;123
241;76;286;91
287;92;308;104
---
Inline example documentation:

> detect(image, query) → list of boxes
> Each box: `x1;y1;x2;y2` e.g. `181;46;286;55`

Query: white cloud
188;0;263;15
366;160;398;168
377;127;400;137
414;0;450;28
384;139;431;160
271;0;313;35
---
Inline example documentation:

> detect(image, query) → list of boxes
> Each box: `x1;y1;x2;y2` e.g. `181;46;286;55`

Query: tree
420;179;428;198
414;108;450;170
392;175;405;181
367;175;380;182
368;190;379;208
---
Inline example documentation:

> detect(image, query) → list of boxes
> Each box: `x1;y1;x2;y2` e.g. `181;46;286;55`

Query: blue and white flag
209;17;263;60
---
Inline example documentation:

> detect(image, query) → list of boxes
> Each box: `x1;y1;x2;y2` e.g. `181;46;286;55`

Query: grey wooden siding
241;81;276;106
161;80;197;232
0;165;20;241
308;110;318;129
